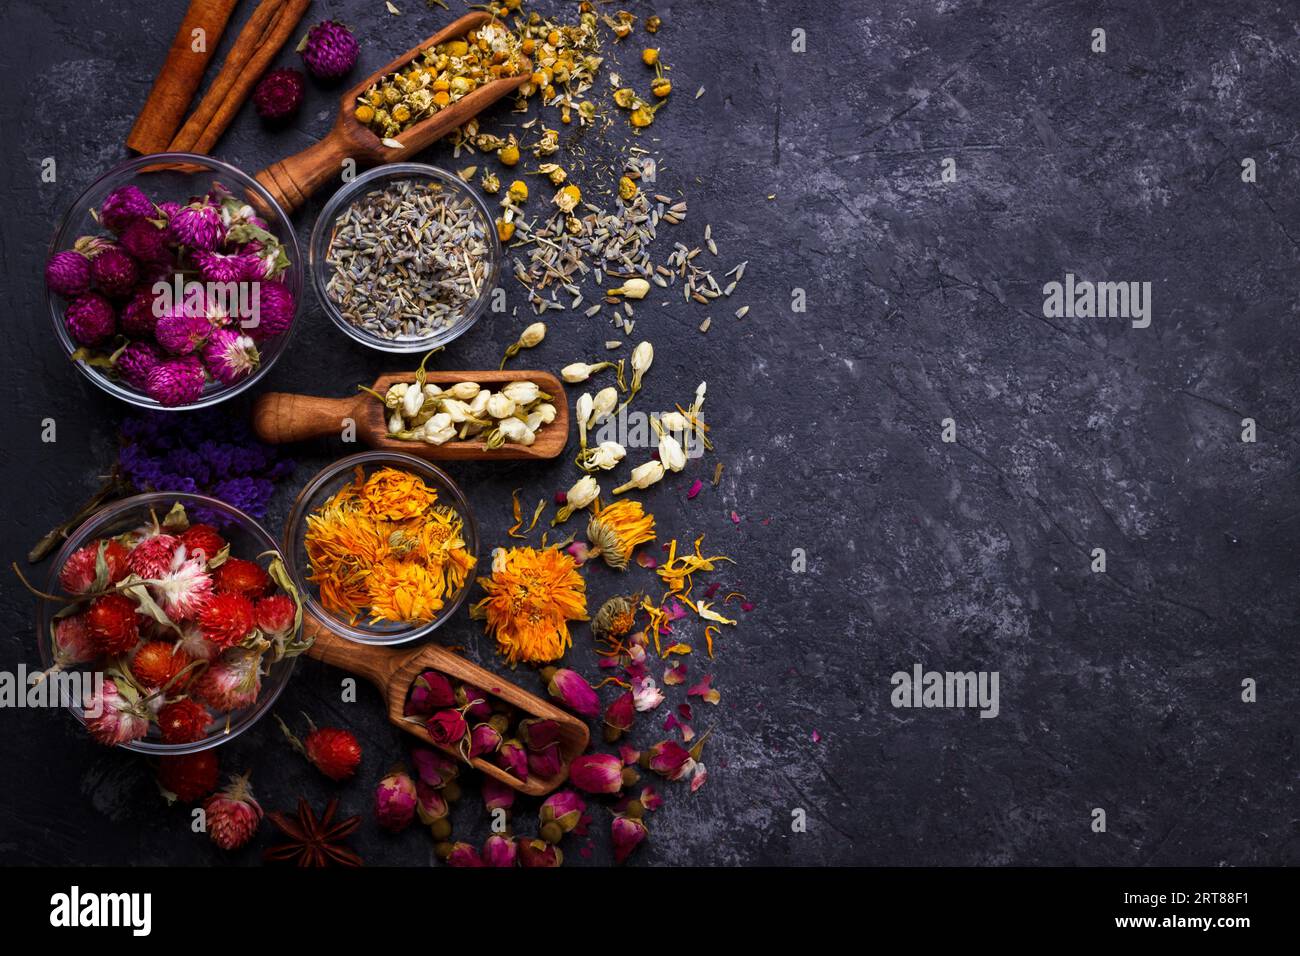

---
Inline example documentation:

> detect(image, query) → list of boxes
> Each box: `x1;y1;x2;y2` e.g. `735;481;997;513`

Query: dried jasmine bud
613;460;665;495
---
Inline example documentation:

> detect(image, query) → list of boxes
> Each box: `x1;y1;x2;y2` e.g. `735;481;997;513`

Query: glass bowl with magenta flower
45;152;303;411
33;492;303;754
282;452;480;646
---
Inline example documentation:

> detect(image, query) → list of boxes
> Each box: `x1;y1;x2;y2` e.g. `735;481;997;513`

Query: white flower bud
525;411;545;432
614;460;665;494
402;384;425;419
536;402;557;424
487;393;516;419
502;380;540;405
445;381;480;401
498;417;534;445
608;278;650;299
468;389;491;416
591;386;618;423
422;382;443;399
519;322;547;348
659;411;687;432
658;433;686;472
562;362;592;383
632;341;653;373
387;410;404;435
591;440;626;470
441;399;473;423
566;475;600;509
423;414;455;444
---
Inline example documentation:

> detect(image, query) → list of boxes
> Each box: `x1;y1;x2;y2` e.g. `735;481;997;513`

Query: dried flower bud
613;460;665;494
402;384;424;419
496;738;529;780
407;669;456;715
660;411;687;432
482;834;518;867
411;747;459;789
518;717;561;752
446;842;484;867
539;789;586;842
518;838;563;868
536;402;557;424
570;753;639;794
443;381;480;401
562;362;594;383
603;690;636;743
611;814;648;863
552;475;599;524
539;666;601;717
608;278;650;299
500;322;547;368
375;765;418;833
468;722;503;758
486;393;516;419
481;776;515;814
528;742;565;779
426;709;468;748
416;780;449;825
502;380;542;405
591;386;618;424
658;432;686;472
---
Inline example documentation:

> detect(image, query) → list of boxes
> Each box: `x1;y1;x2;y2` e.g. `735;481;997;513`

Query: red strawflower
59;539;129;594
85;594;140;655
157;751;219;802
198;592;255;648
179;524;226;562
214;558;270;599
157;698;211;744
306;727;362;782
130;641;190;689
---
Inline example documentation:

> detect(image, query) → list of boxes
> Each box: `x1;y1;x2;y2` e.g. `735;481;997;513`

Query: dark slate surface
1;0;1296;866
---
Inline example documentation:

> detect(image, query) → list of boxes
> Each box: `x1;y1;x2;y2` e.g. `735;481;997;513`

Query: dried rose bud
445;842;485;868
468;722;503;758
518;717;561;752
569;753;639;794
408;670;456;714
411;747;459;789
496;739;529;781
416;780;449;826
375;765;417;833
611;815;648;864
483;834;518;868
642;739;694;780
518;838;563;868
539;789;586;843
456;683;493;721
527;742;565;780
426;709;468;747
482;776;516;814
603;691;636;743
539;667;601;717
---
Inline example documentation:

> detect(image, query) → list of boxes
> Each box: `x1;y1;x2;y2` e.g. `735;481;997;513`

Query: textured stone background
1;0;1297;866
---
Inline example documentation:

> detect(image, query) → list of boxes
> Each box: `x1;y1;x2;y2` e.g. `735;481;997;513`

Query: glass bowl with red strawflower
29;491;309;754
44;152;303;411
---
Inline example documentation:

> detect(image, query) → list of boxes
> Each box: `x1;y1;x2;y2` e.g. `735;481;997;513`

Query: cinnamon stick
169;0;312;155
126;0;241;154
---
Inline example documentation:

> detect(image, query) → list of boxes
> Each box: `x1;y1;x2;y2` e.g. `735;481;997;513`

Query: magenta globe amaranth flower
300;20;359;80
90;246;139;300
116;341;162;391
374;765;418;833
45;249;91;297
201;329;259;385
253;67;305;119
100;184;156;234
243;280;295;341
155;309;212;355
146;355;206;406
168;200;225;251
193;249;262;284
120;289;162;337
120;220;171;264
65;293;116;346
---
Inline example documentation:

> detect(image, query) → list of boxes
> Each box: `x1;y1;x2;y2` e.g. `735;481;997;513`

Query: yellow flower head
367;558;445;623
359;466;440;521
587;499;656;570
471;547;588;664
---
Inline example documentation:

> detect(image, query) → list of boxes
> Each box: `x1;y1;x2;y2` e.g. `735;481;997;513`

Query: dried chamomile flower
554;184;582;213
618;176;639;202
508;180;529;203
481;170;501;194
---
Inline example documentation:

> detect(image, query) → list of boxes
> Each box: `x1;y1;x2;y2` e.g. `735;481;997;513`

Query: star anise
264;797;364;867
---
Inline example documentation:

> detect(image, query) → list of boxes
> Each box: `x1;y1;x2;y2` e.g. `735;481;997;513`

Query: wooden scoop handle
302;613;413;690
252;391;366;445
254;125;357;215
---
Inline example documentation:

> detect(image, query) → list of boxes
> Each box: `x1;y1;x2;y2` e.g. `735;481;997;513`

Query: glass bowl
35;492;300;754
46;152;303;410
309;163;500;354
283;452;480;645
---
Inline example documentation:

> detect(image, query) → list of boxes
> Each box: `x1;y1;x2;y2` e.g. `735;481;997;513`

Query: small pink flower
603;691;636;742
374;765;418;833
425;709;467;747
411;747;459;789
481;776;516;814
569;753;635;795
445;842;484;868
611;814;648;864
150;547;213;621
83;678;150;746
518;838;563;868
468;722;502;758
517;717;561;752
407;670;455;715
495;739;528;781
632;675;665;712
527;743;564;780
416;782;449;825
539;789;586;843
541;667;600;717
482;834;517;868
645;740;694;780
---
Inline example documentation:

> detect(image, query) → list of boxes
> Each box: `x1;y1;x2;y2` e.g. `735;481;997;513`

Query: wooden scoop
254;11;530;214
303;613;589;797
252;370;569;461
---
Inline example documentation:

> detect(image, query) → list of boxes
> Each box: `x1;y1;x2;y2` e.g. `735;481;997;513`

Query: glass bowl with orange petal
283;452;479;646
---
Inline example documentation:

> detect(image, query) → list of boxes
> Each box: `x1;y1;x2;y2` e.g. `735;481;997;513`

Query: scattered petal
686;479;703;500
690;762;708;793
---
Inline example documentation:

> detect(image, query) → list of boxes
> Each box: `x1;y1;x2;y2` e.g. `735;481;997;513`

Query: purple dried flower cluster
118;411;295;525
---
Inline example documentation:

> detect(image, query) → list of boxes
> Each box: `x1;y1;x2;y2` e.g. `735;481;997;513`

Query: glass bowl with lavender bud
309;164;500;354
30;492;310;754
44;152;303;410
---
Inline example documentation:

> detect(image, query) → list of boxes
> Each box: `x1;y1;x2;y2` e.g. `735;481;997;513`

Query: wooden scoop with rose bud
252;369;569;461
253;11;531;214
303;615;589;797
